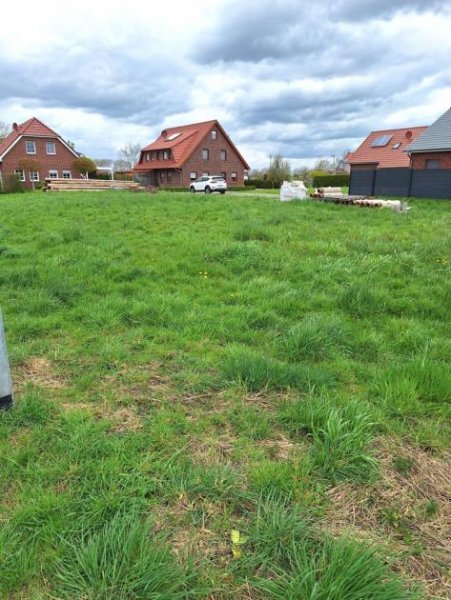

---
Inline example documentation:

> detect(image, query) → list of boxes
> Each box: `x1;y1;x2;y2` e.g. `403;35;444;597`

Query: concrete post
0;308;13;409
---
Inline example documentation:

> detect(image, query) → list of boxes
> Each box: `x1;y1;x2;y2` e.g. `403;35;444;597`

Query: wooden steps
45;178;141;192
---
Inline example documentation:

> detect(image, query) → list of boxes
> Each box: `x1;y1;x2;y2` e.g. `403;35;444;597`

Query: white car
189;175;227;194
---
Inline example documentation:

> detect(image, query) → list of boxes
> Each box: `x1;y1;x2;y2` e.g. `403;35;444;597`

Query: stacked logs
44;178;141;192
310;192;408;212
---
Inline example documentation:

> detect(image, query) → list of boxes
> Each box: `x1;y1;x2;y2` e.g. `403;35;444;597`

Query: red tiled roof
0;117;75;159
134;119;250;171
347;126;428;168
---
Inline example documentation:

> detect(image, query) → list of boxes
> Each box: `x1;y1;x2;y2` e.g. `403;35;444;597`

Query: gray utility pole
0;308;13;409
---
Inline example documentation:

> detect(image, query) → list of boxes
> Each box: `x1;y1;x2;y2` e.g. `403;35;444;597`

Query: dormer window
211;130;217;140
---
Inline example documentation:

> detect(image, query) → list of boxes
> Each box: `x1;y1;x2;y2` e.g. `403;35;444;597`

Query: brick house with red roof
134;119;250;188
346;126;428;172
0;117;81;190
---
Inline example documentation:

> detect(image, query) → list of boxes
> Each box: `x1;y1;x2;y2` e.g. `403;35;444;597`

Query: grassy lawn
0;191;450;599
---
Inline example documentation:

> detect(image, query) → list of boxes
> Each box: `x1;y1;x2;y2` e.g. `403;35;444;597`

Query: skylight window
371;134;392;147
166;132;181;141
392;142;401;149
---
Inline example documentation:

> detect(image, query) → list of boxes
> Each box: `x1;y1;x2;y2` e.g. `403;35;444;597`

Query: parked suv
189;175;227;194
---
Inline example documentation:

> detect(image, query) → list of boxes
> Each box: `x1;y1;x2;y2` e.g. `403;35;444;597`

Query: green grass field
0;191;450;599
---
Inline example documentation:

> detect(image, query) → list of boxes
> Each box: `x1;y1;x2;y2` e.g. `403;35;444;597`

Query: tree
267;154;291;187
0;121;10;142
66;140;76;150
72;156;97;179
118;143;141;169
19;158;42;189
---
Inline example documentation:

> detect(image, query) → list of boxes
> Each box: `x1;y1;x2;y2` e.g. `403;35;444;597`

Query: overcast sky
1;0;450;169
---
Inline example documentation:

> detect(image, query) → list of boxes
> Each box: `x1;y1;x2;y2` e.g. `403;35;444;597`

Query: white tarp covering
280;180;308;202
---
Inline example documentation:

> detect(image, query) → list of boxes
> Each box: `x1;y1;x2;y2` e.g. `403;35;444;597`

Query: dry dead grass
61;400;144;432
325;438;451;599
14;357;67;392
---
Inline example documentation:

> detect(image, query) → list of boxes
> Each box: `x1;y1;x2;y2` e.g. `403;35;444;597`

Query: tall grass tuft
279;396;377;482
55;512;201;599
252;536;413;599
280;314;355;361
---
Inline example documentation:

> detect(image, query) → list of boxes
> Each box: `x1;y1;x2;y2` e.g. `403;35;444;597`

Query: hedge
245;179;282;189
312;174;349;188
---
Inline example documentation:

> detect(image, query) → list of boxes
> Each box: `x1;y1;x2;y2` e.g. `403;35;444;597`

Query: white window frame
62;170;71;179
14;169;25;182
30;171;40;182
190;172;196;179
220;150;227;161
26;141;36;154
231;172;237;181
46;141;56;155
202;149;209;160
211;130;217;140
48;170;58;179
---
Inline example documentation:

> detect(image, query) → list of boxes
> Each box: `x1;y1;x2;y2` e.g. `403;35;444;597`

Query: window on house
221;172;227;180
166;132;181;141
14;169;25;182
190;172;196;179
26;141;36;154
220;150;227;161
48;170;58;179
62;170;71;179
46;142;56;155
426;159;440;169
371;135;392;147
392;143;401;149
30;171;40;182
160;172;166;181
211;130;217;140
231;172;237;181
163;150;169;160
167;172;172;182
202;149;209;160
202;172;209;177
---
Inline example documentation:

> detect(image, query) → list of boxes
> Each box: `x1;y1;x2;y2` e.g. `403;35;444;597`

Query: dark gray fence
349;168;451;199
410;169;451;199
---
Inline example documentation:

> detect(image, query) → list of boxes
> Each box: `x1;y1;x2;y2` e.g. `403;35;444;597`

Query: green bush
312;174;349;188
1;173;24;194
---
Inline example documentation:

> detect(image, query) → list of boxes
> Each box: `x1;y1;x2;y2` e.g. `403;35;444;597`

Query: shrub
1;173;24;194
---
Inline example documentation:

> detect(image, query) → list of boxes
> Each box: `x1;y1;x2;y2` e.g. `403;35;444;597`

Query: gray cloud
1;0;450;166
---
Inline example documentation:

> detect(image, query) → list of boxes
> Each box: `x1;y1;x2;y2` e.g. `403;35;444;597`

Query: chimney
12;123;18;131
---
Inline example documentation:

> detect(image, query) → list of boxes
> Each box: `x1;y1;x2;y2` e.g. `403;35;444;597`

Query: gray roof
408;107;451;153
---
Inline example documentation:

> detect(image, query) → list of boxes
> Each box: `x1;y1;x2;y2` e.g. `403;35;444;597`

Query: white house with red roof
134;119;250;187
0;117;80;190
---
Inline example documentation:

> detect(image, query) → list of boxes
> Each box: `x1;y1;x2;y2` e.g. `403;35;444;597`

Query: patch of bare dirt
325;438;451;599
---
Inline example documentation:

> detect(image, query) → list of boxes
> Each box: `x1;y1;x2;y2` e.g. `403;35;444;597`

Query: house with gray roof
408;107;451;170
